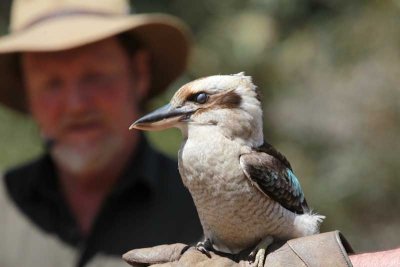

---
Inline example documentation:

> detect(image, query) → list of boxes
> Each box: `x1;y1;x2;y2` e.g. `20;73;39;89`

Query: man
0;0;202;266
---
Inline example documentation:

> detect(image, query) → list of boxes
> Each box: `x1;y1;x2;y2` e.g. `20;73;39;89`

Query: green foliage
1;0;399;252
0;106;42;170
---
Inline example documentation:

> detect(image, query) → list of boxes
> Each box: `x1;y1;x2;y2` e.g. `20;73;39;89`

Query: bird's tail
293;211;325;237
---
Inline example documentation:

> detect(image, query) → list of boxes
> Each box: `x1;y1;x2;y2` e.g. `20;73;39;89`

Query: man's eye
81;73;113;88
193;92;208;104
42;78;63;92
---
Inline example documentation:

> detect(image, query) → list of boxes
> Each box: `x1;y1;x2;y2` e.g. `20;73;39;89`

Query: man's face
22;37;149;175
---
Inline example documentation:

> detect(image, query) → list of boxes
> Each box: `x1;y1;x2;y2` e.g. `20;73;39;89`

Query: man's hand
349;248;400;267
123;231;354;267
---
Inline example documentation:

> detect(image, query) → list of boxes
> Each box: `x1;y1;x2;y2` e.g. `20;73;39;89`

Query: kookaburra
130;73;324;266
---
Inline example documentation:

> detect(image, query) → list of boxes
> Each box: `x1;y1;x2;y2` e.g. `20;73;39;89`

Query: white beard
50;134;124;176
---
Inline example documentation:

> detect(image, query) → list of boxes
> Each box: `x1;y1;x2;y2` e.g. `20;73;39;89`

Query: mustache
58;113;104;130
43;113;104;151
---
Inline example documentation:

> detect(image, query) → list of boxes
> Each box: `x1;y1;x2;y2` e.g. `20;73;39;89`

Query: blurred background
1;0;399;252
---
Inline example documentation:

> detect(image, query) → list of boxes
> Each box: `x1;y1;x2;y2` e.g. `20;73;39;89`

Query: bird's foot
195;238;213;258
249;236;273;267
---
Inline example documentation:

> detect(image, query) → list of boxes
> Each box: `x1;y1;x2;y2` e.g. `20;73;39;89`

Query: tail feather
293;211;325;237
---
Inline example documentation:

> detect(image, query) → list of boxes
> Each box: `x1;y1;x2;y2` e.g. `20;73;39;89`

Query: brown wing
240;142;309;214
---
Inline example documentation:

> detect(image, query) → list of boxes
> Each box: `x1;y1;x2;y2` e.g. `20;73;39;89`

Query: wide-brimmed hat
0;0;191;113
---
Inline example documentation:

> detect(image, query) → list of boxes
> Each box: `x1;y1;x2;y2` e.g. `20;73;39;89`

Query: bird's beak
129;103;194;131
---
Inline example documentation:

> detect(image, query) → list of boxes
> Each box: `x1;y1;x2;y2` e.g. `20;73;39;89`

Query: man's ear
131;49;151;102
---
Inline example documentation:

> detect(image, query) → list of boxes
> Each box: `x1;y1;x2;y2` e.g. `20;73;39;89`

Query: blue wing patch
286;169;305;201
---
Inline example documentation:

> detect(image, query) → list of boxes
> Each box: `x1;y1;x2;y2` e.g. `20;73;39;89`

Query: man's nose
65;84;91;113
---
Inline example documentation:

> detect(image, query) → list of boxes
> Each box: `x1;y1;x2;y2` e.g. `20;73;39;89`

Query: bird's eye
194;92;208;104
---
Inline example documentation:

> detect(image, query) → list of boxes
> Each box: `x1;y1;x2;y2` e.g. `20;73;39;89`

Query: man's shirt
1;137;202;267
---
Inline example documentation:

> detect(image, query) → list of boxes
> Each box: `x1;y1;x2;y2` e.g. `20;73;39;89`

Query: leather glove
123;231;354;267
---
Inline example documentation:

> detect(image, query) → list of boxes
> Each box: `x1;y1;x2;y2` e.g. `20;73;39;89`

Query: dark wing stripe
240;143;309;214
256;141;292;170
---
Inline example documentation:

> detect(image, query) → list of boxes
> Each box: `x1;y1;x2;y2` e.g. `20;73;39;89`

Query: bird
129;73;325;267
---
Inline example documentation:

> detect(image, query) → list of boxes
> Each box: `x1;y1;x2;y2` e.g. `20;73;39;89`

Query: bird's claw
249;236;273;267
195;238;213;258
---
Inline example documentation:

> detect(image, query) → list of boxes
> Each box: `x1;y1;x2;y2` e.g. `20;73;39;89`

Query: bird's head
130;73;264;146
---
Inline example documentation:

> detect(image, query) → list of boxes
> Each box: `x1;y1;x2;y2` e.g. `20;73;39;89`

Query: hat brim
0;13;191;113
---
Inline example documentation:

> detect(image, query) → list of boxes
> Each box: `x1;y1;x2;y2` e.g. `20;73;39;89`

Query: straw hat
0;0;192;113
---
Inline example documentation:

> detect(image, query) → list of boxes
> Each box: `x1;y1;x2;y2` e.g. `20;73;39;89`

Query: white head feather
173;73;264;147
